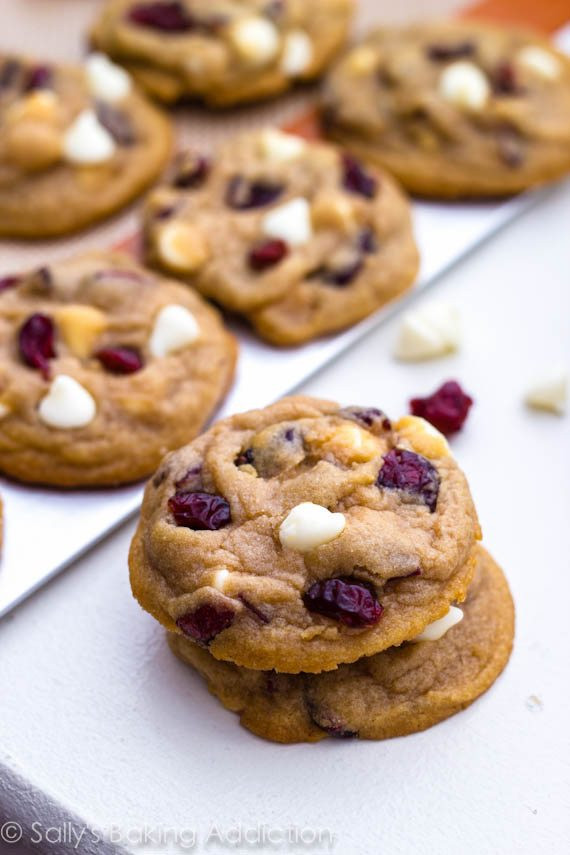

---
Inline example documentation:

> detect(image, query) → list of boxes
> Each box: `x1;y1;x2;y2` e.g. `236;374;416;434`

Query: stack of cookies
129;396;514;743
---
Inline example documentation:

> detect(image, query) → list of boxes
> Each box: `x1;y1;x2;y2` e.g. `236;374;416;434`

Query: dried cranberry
168;491;231;530
265;0;285;19
238;594;270;624
0;275;20;293
96;103;135;145
18;313;56;378
377;449;440;512
225;176;284;210
426;41;475;61
358;228;379;254
341;153;377;199
303;577;383;628
248;239;289;272
492;61;522;96
96;346;143;375
172;152;210;189
410;380;473;436
175;464;202;489
93;268;145;283
339;406;391;432
176;604;234;643
24;65;52;91
128;1;194;31
497;127;525;168
321;253;364;287
306;701;358;739
235;448;254;467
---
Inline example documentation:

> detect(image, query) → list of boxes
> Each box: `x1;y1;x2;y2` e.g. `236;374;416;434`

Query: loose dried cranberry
306;701;358;739
172;152;210;189
128;1;194;31
358;228;379;254
168;490;231;530
248;239;289;272
238;594;270;624
96;103;135;145
176;604;234;643
18;313;56;378
235;448;254;467
426;41;475;61
96;346;143;375
410;380;473;436
339;406;391;432
225;176;284;210
492;61;522;95
377;449;440;512
0;275;20;293
24;65;52;91
341;153;377;199
303;577;383;628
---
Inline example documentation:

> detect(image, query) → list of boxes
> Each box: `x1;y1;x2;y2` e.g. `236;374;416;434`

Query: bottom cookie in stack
168;546;514;743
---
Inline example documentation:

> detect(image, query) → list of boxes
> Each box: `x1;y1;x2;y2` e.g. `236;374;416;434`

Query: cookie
322;22;570;198
0;53;171;238
90;0;354;107
168;545;514;743
129;396;481;672
0;252;237;486
143;129;419;345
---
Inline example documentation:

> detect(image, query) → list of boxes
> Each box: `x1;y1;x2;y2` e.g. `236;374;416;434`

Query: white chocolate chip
212;569;230;591
395;415;450;458
394;303;461;361
281;30;314;76
62;109;116;164
228;17;280;65
262;197;312;246
0;402;11;419
279;502;346;553
157;220;210;273
85;53;132;102
38;375;96;429
259;129;306;162
149;304;200;358
346;46;378;76
412;606;463;642
525;369;567;415
439;61;490;110
518;45;562;80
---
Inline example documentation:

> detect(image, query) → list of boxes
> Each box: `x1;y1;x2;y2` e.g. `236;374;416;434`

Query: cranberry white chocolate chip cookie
322;22;570;198
0;53;171;238
129;396;481;673
90;0;354;107
143;130;419;345
0;252;237;486
168;546;514;742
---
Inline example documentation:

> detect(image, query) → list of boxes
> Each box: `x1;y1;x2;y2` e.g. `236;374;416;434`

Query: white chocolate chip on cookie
228;17;280;65
517;46;562;80
396;415;450;458
279;502;346;552
86;53;132;101
412;606;463;642
38;375;96;429
262;197;313;246
63;109;116;164
439;61;490;110
281;30;314;76
259;129;306;162
149;304;200;358
157;221;210;274
56;305;107;359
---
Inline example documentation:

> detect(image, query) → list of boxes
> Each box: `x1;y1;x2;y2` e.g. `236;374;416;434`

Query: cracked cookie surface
143;130;419;345
0;53;171;237
0;252;237;486
169;546;514;742
130;396;480;672
322;21;570;197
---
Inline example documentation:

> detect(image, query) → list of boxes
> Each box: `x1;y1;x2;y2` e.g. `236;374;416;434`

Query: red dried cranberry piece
18;313;56;378
0;275;20;293
496;127;525;168
172;153;210;188
128;1;194;31
225;176;284;210
492;61;522;95
96;103;136;145
238;594;270;624
339;406;391;432
377;449;440;512
235;448;254;467
321;254;364;287
358;227;379;254
306;701;358;739
248;239;289;272
175;464;202;489
303;577;383;628
168;491;231;530
410;380;473;436
96;346;143;375
24;65;52;91
176;604;235;643
426;41;475;61
341;153;377;199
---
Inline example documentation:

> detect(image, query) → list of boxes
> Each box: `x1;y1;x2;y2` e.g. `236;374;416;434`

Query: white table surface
0;178;569;855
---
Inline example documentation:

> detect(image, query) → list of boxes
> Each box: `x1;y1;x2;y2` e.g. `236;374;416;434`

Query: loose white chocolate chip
281;30;313;76
63;109;116;164
149;304;200;358
396;415;450;458
0;402;11;419
412;606;463;642
394;303;461;361
518;46;562;80
439;61;490;110
85;53;132;101
262;197;313;246
56;305;107;359
259;129;306;162
157;220;210;273
279;502;346;552
525;369;567;415
38;375;96;429
228;17;280;65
